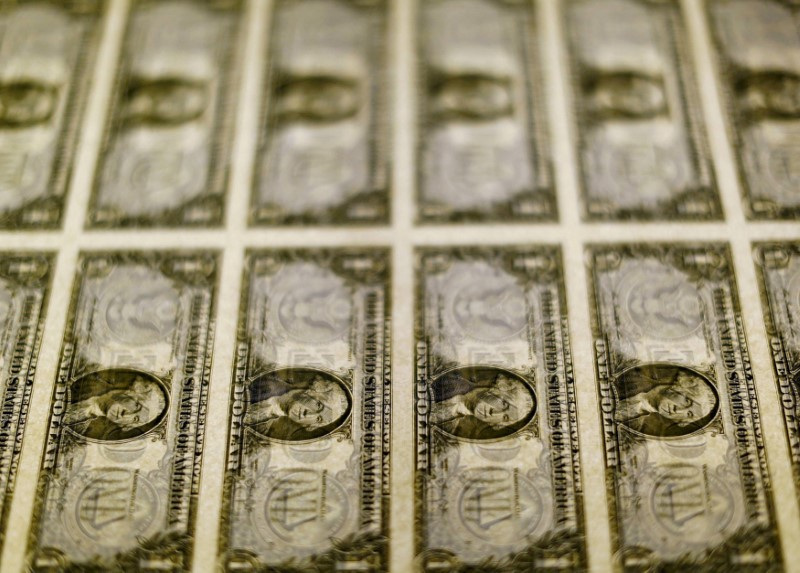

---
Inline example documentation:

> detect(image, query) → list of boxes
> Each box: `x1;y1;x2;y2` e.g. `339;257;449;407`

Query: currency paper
0;0;796;572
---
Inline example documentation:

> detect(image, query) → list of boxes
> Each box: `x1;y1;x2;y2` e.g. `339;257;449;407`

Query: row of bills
1;0;799;230
0;242;795;570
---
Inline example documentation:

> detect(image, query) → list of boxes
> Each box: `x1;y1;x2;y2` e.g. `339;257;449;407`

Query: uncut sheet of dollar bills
0;0;799;571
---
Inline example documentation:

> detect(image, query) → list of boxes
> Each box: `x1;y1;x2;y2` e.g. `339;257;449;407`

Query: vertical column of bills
16;1;244;571
558;1;796;570
0;0;105;566
217;0;394;570
412;1;584;571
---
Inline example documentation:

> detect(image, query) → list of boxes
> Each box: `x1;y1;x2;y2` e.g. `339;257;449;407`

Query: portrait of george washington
64;369;169;442
245;368;351;441
614;364;719;438
430;366;536;441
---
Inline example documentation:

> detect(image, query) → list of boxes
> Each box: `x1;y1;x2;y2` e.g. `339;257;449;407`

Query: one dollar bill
587;243;780;569
755;243;800;500
250;0;389;226
0;254;53;550
0;0;102;229
706;0;800;220
564;0;721;221
220;249;391;571
28;251;218;571
415;246;585;570
417;0;555;223
88;0;243;228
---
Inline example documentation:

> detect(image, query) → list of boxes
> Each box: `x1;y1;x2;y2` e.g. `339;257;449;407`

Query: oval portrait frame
429;365;537;443
66;367;170;443
611;363;721;440
245;367;353;444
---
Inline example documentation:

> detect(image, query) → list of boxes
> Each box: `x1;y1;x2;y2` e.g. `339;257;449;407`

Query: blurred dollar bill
88;0;243;228
588;244;781;569
0;0;101;229
707;0;800;220
220;249;390;570
415;247;585;570
417;0;555;223
250;0;389;226
0;254;52;551
755;243;800;499
564;0;720;221
28;251;217;571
